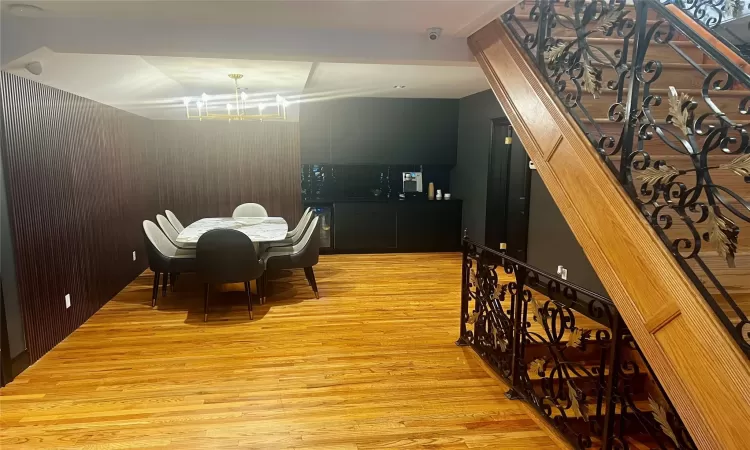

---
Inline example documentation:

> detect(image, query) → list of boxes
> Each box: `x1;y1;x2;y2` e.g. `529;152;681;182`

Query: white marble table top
176;217;288;248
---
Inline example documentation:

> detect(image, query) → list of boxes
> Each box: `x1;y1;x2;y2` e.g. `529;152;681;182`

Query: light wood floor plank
1;253;565;449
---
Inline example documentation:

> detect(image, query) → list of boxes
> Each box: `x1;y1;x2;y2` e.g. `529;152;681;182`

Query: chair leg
162;273;169;297
262;273;268;304
246;281;254;320
306;267;319;299
152;272;160;308
203;283;209;322
171;273;179;291
303;268;312;286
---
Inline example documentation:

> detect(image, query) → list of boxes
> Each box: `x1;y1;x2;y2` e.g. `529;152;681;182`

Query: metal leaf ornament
492;326;508;351
706;208;738;268
467;310;480;325
649;397;680;448
597;9;625;32
636;165;680;187
667;86;692;135
528;296;543;323
528;358;546;375
469;269;478;287
568;381;589;421
566;328;590;349
724;0;742;19
582;62;601;99
720;153;750;178
544;42;567;64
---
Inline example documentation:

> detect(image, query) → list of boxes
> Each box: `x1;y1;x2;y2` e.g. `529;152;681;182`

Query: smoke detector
25;61;43;76
7;3;44;17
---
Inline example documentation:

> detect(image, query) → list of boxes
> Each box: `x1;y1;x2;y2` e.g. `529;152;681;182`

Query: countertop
303;197;461;204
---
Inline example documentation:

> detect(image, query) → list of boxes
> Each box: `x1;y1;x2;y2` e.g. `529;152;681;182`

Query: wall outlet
65;294;71;309
132;251;137;261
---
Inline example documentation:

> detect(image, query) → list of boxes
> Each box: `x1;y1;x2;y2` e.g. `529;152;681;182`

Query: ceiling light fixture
181;74;289;122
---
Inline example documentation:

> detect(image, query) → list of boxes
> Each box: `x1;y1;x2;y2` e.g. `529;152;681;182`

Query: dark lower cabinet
397;201;462;251
334;202;398;251
328;200;462;252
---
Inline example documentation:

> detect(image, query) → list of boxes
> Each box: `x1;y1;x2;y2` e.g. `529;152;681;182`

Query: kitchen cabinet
300;98;458;165
333;202;398;251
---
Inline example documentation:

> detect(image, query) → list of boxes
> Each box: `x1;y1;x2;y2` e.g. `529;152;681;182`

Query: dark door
485;118;532;261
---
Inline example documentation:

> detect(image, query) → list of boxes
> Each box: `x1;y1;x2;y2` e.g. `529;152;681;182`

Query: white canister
436;189;443;200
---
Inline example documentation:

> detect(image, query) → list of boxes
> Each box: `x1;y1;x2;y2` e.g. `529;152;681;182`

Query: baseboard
10;349;29;378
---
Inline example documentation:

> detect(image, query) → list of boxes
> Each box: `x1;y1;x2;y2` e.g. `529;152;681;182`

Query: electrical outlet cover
132;251;137;261
65;294;71;309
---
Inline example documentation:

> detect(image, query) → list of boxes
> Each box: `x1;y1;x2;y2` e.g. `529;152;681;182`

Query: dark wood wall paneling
0;73;303;362
0;72;157;361
154;121;302;225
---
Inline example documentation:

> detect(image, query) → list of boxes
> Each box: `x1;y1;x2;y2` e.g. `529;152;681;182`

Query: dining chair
157;214;183;248
232;203;268;218
264;216;321;299
267;208;313;248
165;210;185;233
196;229;265;322
142;220;196;308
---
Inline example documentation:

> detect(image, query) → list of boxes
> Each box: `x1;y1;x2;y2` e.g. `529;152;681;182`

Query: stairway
465;0;750;448
459;242;695;449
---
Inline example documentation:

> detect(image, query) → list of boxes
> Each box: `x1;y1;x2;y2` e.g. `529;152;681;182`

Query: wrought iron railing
501;0;750;357
668;0;749;30
457;236;696;449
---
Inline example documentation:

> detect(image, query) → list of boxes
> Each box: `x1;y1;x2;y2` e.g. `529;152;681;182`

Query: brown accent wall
0;73;302;363
154;121;302;225
0;72;157;361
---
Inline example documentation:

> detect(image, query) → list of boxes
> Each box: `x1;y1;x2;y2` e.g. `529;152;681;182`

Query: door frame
485;117;532;260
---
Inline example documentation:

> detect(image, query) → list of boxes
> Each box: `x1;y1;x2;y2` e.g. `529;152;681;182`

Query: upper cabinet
300;98;458;165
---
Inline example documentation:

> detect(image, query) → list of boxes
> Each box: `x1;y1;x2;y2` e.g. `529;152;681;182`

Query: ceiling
0;1;504;119
9;1;509;36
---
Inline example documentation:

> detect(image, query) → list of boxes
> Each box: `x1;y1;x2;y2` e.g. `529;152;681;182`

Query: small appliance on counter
402;172;423;193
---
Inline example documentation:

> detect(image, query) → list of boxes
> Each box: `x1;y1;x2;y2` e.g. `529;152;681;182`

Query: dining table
175;217;289;249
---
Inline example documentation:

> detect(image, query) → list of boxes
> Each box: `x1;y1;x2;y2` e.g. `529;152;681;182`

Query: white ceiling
15;1;509;36
1;1;501;118
305;62;489;99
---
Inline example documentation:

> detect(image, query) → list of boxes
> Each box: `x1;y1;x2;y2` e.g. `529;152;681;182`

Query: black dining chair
142;220;197;308
264;216;321;299
196;229;265;322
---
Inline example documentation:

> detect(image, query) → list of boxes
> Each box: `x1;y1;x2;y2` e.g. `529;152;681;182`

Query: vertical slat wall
0;73;158;361
0;74;303;363
154;121;302;225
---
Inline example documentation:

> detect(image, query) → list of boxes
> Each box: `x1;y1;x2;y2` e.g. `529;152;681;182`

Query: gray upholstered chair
157;214;184;248
232;203;268;218
267;208;313;248
165;210;185;233
264;216;321;299
196;229;265;322
142;220;196;307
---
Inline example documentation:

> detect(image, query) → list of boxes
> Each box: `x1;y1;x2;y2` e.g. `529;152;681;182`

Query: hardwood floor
1;253;565;449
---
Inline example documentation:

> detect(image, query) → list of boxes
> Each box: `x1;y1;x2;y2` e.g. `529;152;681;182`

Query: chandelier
181;73;289;121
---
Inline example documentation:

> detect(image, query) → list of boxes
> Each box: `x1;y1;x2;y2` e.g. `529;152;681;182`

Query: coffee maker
402;172;423;193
